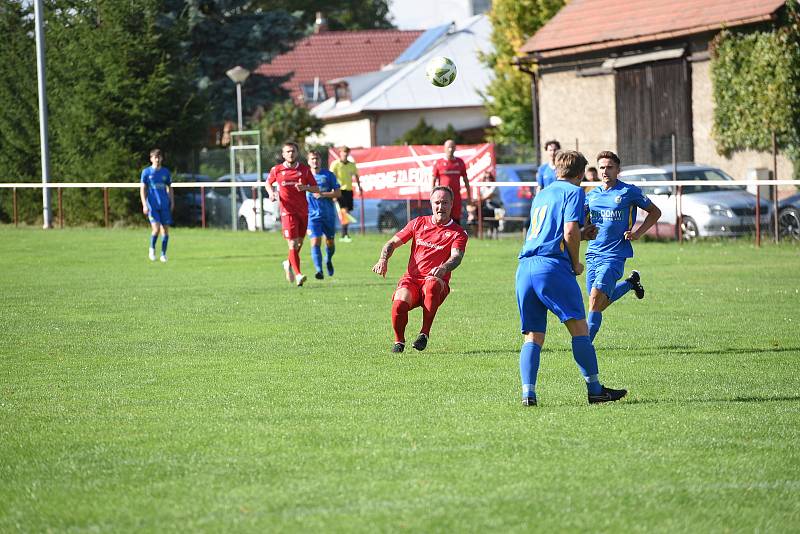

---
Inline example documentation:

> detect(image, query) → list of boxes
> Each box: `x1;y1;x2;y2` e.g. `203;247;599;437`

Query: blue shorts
516;256;586;334
586;255;626;298
308;215;337;239
147;205;173;226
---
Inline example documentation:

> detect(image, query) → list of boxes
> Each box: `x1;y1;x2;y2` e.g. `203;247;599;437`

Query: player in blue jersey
306;150;341;279
516;150;627;406
584;151;662;342
139;148;173;262
536;139;560;191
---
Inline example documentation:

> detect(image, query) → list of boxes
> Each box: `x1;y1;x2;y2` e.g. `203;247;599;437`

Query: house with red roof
255;23;423;107
310;15;493;148
517;0;792;182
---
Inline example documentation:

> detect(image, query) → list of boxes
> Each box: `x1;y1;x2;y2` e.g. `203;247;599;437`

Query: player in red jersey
372;186;469;353
431;139;473;225
266;142;319;287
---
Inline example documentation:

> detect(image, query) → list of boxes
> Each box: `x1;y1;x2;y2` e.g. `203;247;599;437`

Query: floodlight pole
34;0;52;229
226;66;250;230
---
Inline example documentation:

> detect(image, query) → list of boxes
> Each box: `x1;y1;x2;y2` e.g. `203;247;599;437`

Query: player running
584;151;661;342
266;142;319;287
515;150;627;406
431;139;473;225
139;148;173;263
372;186;468;353
306;150;341;280
536;139;560;191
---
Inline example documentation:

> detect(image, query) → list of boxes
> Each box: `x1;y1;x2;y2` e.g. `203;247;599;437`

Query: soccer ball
426;56;457;87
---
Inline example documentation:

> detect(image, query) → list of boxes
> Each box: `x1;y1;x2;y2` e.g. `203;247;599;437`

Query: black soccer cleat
522;397;538;407
392;342;405;353
314;271;324;280
588;386;628;404
412;333;428;351
626;270;645;299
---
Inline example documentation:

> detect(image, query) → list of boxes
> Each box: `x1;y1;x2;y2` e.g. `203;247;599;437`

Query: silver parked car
618;163;770;239
204;174;279;231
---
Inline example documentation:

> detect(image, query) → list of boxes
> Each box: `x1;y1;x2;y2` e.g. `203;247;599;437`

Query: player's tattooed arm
379;241;395;261
372;236;402;277
431;247;464;279
442;247;465;272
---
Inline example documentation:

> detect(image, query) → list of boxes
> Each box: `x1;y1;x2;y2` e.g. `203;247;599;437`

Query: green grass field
1;227;799;532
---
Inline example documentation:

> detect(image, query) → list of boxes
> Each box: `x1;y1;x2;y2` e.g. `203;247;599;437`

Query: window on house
334;83;350;102
301;83;327;103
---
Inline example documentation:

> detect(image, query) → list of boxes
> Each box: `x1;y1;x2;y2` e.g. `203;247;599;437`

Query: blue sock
572;335;602;395
588;311;603;342
311;244;323;273
519;341;541;400
161;235;169;255
610;280;631;302
149;234;158;249
325;245;335;275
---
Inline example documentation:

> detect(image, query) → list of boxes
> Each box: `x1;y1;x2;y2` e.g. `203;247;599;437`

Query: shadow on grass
625;395;800;405
636;345;800;356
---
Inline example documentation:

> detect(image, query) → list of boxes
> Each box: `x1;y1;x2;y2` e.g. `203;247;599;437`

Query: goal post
229;130;263;231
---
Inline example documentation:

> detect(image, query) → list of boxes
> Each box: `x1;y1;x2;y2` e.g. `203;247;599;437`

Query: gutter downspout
513;57;541;165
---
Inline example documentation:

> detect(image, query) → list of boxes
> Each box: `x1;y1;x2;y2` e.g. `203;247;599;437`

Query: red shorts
281;213;308;240
392;274;450;309
450;200;462;223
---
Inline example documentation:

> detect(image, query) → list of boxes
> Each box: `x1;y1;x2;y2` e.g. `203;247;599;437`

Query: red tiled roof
255;29;423;105
520;0;786;59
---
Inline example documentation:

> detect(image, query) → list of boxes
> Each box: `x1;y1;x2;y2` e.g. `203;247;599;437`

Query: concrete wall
538;70;616;163
312;108;489;148
374;108;489;146
692;59;794;190
311;118;373;149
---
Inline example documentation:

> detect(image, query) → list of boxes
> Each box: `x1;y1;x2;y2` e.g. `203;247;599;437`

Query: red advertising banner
328;144;495;200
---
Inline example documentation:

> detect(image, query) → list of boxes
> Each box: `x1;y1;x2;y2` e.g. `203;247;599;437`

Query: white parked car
618;163;771;239
204;174;279;231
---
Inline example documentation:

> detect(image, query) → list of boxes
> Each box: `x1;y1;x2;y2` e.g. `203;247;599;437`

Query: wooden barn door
615;58;693;165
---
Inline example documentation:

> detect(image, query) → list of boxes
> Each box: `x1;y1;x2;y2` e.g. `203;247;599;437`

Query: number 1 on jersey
527;205;548;240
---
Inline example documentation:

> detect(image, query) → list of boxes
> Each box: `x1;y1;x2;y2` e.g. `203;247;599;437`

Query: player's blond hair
555;150;588;179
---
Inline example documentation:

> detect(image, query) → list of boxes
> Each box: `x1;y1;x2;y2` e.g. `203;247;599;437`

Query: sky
389;0;481;30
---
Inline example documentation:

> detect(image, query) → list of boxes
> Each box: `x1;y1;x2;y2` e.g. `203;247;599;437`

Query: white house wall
311;118;373;149
538;70;616;162
374;108;488;146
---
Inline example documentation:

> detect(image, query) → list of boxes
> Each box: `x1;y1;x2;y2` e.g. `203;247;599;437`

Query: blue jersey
585;180;651;258
536;162;557;190
519;179;585;264
307;169;340;221
141;166;172;209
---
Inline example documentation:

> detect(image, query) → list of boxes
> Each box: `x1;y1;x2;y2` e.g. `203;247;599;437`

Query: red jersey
268;162;317;217
432;157;468;198
432;157;468;220
395;216;468;283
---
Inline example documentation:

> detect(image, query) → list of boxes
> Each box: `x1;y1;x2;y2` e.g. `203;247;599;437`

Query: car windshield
239;183;264;200
677;169;745;194
624;169;745;194
517;169;536;182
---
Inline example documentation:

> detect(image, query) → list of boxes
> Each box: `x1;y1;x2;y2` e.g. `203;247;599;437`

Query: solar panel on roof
393;22;452;64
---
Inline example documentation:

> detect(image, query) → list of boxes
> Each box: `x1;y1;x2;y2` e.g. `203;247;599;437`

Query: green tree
257;100;324;148
481;0;563;148
711;1;800;177
395;118;462;146
0;1;40;221
181;1;301;125
259;0;393;31
44;0;207;223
